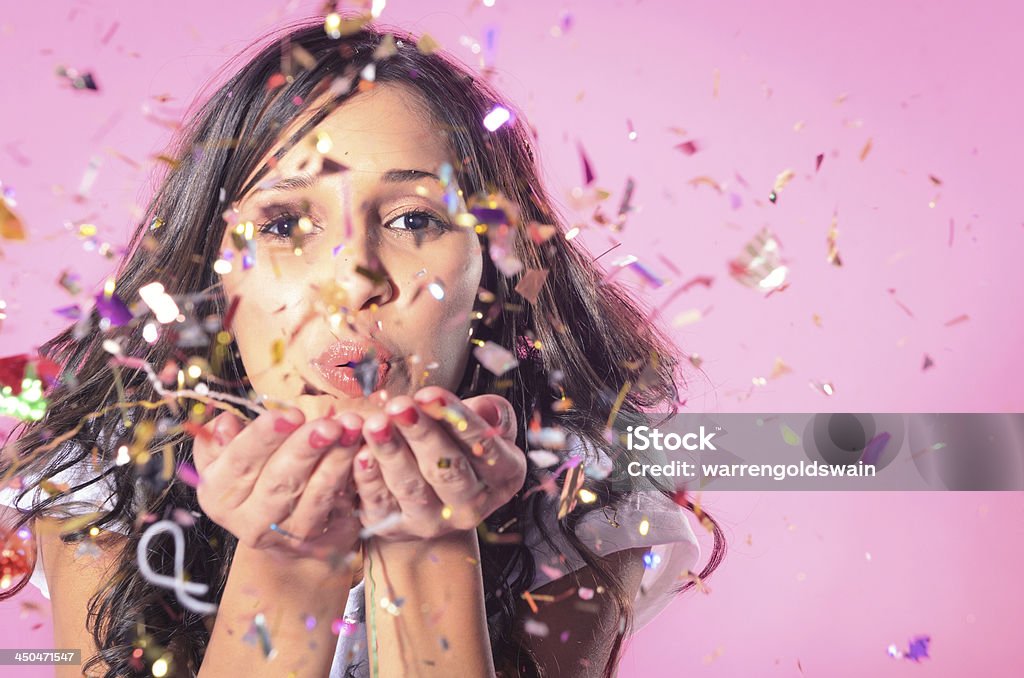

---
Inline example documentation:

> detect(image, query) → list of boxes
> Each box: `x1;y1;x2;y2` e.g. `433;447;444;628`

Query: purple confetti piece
905;635;930;662
860;431;891;465
94;292;132;326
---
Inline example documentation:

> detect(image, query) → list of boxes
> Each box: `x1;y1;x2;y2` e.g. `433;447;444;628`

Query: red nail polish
368;423;392;445
390;406;418;427
357;453;374;471
274;417;301;434
339;426;362;447
309;429;334;449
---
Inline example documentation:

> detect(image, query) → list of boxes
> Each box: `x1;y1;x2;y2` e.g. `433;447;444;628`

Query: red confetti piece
675;140;700;156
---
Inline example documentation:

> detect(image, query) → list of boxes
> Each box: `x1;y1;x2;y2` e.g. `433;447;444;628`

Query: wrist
234;540;357;586
366;529;480;568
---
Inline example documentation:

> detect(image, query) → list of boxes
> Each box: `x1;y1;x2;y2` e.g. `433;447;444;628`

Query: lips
310;339;392;398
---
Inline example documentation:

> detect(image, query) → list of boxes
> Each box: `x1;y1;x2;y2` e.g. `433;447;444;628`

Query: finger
352;445;401;530
242;417;343;535
384;396;483;513
414;389;526;499
198;407;305;510
362;413;444;522
193;410;244;474
284;413;364;541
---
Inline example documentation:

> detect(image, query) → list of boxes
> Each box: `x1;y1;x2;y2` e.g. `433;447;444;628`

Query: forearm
199;543;353;677
364;531;495;677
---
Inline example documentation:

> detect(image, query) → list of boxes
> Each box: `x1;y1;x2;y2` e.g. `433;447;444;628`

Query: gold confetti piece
556;464;586;519
859;138;873;161
672;308;703;327
772;168;795;195
780;424;801;446
373;33;398;60
0;200;26;240
770;357;792;378
826;210;842;266
271;339;285;365
834;92;849;105
417;33;440;55
514;269;549;304
812;313;823;327
688;175;722;193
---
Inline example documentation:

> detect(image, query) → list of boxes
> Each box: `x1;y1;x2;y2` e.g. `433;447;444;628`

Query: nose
333;232;394;312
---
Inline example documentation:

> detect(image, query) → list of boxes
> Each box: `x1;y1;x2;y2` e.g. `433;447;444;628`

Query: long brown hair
1;19;726;677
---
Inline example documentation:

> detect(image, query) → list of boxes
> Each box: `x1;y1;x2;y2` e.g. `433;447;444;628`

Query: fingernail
368;422;392;445
275;417;301;434
213;418;230;445
356;452;374;471
339;426;362;447
390;406;418;427
309;429;335;449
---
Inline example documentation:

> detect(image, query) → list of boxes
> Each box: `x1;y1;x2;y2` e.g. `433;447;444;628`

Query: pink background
1;1;1022;676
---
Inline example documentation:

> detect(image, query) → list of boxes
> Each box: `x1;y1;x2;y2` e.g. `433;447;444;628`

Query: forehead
273;82;453;177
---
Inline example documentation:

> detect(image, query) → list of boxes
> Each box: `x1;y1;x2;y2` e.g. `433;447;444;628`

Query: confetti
247;613;276;659
514;269;549;304
527;450;560;468
888;635;931;662
770;168;796;203
417;33;441;55
139;282;180;324
728;227;789;291
642;551;661;569
922;354;935;371
859;138;873;161
0;191;26;240
815;153;824;172
780;424;801;446
826;211;842;266
860;432;891;465
0;526;36;591
95;291;133;326
483;106;512;131
944;313;969;327
675;140;701;156
56;65;99;91
136;520;216;614
887;288;915;318
577;142;596;185
473;341;518;376
524;619;549;637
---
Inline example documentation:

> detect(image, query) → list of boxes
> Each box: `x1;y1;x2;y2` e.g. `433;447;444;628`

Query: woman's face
219;83;483;418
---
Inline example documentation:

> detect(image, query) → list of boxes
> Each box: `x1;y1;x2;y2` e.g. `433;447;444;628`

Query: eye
257;212;310;240
384;210;451;233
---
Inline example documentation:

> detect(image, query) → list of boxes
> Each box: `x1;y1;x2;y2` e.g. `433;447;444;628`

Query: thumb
463;395;517;440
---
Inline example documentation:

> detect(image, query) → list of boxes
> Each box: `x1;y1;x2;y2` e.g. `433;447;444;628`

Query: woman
0;18;725;678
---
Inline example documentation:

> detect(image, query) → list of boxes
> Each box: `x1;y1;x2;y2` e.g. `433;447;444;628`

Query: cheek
218;264;309;390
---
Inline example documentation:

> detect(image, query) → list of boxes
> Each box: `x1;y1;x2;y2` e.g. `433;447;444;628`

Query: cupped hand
192;402;366;560
351;387;527;541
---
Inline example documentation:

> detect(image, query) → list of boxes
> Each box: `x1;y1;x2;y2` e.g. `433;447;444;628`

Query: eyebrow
260;168;442;194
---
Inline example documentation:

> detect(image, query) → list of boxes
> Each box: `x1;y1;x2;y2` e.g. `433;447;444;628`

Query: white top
1;440;700;676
